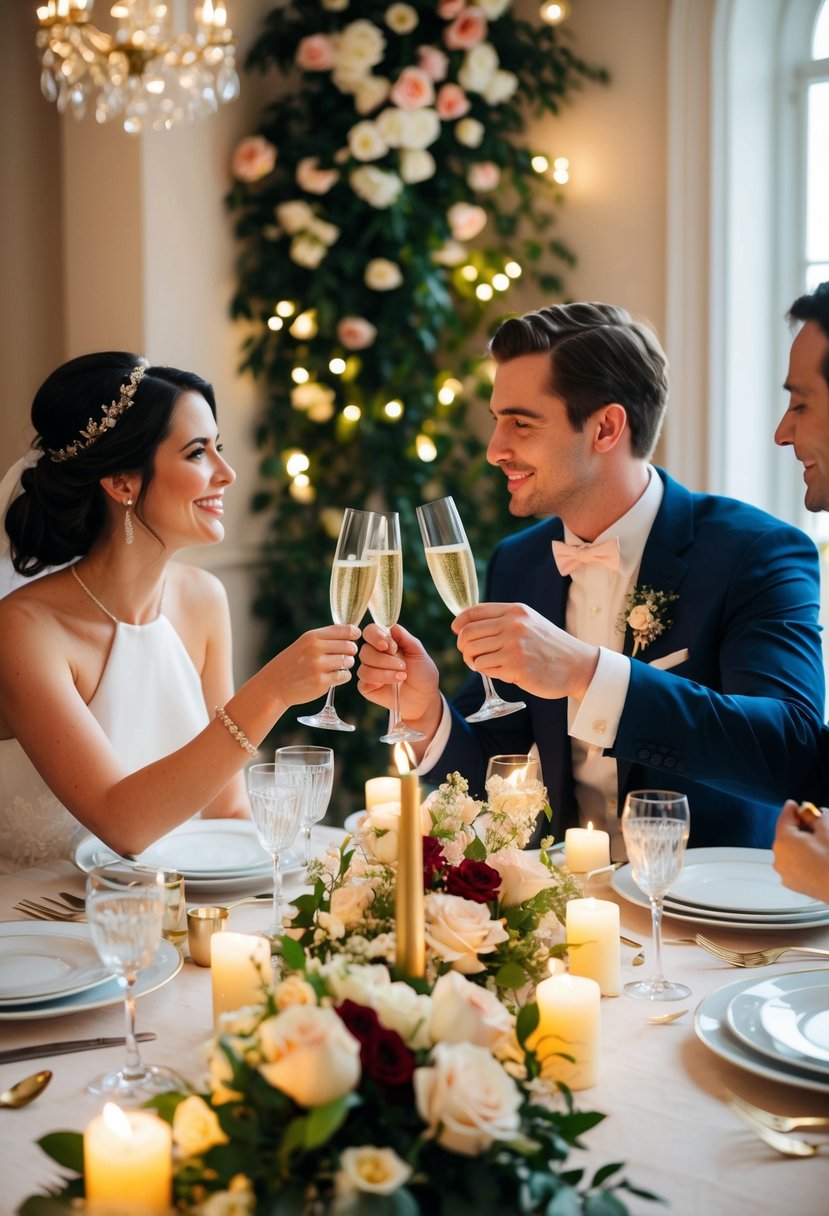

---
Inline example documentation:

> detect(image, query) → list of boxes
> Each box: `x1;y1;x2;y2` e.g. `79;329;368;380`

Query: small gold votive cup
156;868;188;948
187;905;229;967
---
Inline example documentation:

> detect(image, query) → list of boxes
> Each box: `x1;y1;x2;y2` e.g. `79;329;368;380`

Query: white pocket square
648;648;689;671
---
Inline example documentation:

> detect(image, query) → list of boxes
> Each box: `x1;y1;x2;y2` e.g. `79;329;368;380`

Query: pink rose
231;135;277;183
447;200;488;242
296;156;339;195
337;316;378;350
438;0;466;18
417;45;448;82
296;33;335;72
443;7;488;51
390;66;435;111
467;161;500;192
435;83;471;121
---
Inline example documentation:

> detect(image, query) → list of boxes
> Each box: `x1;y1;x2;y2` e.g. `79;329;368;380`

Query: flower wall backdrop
226;2;607;796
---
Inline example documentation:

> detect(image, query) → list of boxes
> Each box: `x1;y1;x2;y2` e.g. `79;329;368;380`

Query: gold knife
0;1032;156;1065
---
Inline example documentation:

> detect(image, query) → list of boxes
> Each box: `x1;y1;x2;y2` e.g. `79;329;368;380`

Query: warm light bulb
267;316;284;331
445;377;463;395
276;300;296;317
505;261;522;278
289;310;317;339
293;472;310;488
291;367;310;384
416;434;438;462
285;451;309;477
343;404;361;422
460;264;478;282
437;386;455;405
492;273;510;291
384;400;404;419
475;283;494;301
531;154;549;173
329;357;346;374
539;0;570;24
553;156;570;184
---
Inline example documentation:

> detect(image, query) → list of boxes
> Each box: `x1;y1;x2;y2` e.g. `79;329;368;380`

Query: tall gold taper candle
394;742;425;978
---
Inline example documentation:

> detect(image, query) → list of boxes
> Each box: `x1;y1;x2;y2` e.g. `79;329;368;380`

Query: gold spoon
0;1069;52;1108
647;1009;688;1025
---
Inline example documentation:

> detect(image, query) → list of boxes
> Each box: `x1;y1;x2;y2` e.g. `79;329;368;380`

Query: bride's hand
266;624;360;707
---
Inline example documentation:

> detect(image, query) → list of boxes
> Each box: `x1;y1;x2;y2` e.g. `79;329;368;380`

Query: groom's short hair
788;282;829;389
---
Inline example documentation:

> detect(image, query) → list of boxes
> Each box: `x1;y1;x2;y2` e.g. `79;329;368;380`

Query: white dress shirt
420;468;664;857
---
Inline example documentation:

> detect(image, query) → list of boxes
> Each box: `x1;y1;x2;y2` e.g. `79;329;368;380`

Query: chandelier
35;1;239;134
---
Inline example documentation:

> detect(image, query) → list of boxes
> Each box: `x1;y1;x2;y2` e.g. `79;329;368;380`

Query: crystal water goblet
274;744;334;867
298;507;383;732
368;510;426;744
416;496;526;722
85;865;186;1102
621;789;691;1001
247;762;305;939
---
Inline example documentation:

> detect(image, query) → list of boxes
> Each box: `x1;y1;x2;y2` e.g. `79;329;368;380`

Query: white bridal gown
0;611;209;874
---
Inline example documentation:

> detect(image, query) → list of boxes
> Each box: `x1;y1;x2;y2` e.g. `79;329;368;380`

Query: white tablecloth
2;832;828;1215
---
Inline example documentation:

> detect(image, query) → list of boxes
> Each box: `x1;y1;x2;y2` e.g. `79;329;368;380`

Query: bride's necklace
71;564;165;624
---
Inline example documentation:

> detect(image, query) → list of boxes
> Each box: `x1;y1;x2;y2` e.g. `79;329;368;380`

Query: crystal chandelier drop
35;1;239;134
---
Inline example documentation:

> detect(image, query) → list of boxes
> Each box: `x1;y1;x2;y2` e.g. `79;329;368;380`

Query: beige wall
1;0;672;683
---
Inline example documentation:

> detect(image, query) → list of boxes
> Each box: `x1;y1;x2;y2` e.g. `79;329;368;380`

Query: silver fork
725;1090;829;1134
728;1099;826;1157
694;933;829;968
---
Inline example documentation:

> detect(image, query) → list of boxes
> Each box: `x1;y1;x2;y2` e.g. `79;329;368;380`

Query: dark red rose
445;858;501;904
363;1025;416;1088
423;835;447;890
335;999;380;1046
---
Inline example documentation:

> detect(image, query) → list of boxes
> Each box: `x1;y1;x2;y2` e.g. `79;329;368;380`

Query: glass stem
481;673;500;702
390;678;403;728
271;853;283;939
121;976;143;1080
649;896;665;980
321;684;337;711
303;826;312;867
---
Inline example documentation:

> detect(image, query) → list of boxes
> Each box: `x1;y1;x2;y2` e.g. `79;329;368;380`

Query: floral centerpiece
22;774;660;1215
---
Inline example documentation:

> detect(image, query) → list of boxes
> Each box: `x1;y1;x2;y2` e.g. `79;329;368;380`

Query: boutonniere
617;584;679;657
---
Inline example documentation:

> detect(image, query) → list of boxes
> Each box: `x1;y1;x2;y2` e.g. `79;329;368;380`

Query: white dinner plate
667;850;823;914
0;928;112;1004
612;853;829;932
660;899;829;926
694;969;829;1094
73;820;275;880
726;971;829;1077
0;921;181;1021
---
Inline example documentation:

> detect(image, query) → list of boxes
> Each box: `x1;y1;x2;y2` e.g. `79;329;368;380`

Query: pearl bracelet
214;705;257;757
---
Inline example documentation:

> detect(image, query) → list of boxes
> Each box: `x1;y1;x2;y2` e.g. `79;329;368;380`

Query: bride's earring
124;498;134;546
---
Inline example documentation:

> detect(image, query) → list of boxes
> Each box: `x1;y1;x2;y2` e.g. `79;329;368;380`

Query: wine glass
298;507;383;732
274;744;334;867
485;754;541;790
416;496;526;722
621;790;691;1001
368;510;426;744
85;865;186;1102
247;762;305;939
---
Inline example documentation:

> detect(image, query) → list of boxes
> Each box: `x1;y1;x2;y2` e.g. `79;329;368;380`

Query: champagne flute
298;507;382;732
85;865;186;1102
368;511;426;744
274;744;334;867
416;496;526;722
247;762;305;939
621;790;691;1001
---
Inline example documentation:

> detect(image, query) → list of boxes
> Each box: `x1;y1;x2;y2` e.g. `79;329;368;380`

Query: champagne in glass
621;790;691;1001
416;496;526;722
298;508;383;732
368;511;426;744
86;865;186;1102
274;744;334;867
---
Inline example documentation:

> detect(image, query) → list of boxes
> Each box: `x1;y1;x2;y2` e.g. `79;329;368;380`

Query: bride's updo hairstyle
6;351;216;575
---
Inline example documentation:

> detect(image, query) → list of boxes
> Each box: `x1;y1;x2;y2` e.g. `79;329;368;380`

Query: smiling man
359;301;826;853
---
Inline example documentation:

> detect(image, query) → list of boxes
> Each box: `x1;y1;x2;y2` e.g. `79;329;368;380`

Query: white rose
385;3;419;34
447;200;488;241
307;216;340;246
216;1007;263;1037
455;116;485;148
336;19;386;75
347;119;389;162
289;234;325;268
276;199;315;234
376;106;409;148
350;165;404;208
365;257;404;290
458;42;499;93
403;106;441;149
354;74;391;115
368;826;399;862
428;970;514;1049
374;982;433;1049
330;883;375;929
337;1145;412;1196
258;1005;361;1107
324;958;392;1005
483;68;518;104
400;148;436;183
172;1094;229;1157
296;156;339;195
197;1178;255;1216
467;161;500;192
431;239;467;266
628;604;655;631
414;1041;522;1155
274;974;318;1011
487;847;553;906
424;891;509;974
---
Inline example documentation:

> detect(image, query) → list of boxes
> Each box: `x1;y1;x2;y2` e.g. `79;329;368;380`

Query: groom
358;301;826;852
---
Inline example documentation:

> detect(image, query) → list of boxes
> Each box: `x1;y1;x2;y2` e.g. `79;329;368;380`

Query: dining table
2;827;828;1216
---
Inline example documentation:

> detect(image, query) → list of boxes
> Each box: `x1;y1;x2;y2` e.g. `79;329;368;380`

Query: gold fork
725;1090;829;1134
728;1099;825;1157
13;900;85;922
694;933;829;968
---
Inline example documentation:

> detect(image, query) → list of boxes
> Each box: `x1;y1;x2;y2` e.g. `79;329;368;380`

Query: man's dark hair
788;282;829;388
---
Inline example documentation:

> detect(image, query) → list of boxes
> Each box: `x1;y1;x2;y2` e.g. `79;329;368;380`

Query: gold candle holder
394;743;425;978
187;905;229;967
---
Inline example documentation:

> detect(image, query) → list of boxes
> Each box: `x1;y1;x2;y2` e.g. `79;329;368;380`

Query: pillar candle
393;744;425;978
564;822;610;872
211;931;271;1020
566;897;621;996
365;775;402;809
84;1103;172;1209
527;972;601;1090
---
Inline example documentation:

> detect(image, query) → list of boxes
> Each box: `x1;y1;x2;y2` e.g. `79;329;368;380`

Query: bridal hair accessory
48;359;149;463
215;705;257;757
124;499;134;546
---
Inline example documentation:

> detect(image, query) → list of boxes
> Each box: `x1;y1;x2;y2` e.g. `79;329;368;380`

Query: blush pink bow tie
551;536;621;576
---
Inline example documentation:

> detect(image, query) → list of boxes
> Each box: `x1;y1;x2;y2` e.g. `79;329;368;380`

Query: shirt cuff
569;647;631;748
417;695;452;775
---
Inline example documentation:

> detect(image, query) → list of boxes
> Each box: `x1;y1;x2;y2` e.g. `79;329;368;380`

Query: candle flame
586;821;594;831
102;1102;133;1139
547;957;566;978
393;741;415;775
506;763;529;787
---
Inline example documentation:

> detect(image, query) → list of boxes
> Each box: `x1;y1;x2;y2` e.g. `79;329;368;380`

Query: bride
0;352;357;873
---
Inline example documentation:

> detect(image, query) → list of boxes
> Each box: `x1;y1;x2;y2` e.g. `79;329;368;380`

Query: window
805;3;829;290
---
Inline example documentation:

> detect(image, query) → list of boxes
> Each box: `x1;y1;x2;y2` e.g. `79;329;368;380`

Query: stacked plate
0;921;181;1021
694;968;829;1094
73;819;301;894
612;846;829;931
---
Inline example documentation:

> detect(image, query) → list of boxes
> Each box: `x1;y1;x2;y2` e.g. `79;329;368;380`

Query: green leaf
36;1132;83;1174
516;1001;540;1045
275;933;307;970
547;1186;582;1216
304;1093;353;1148
464;835;487;861
494;961;527;990
591;1163;624;1187
584;1193;631;1216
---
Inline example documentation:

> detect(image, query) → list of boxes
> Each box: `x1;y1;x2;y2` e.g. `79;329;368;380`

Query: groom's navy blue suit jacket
425;470;826;849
